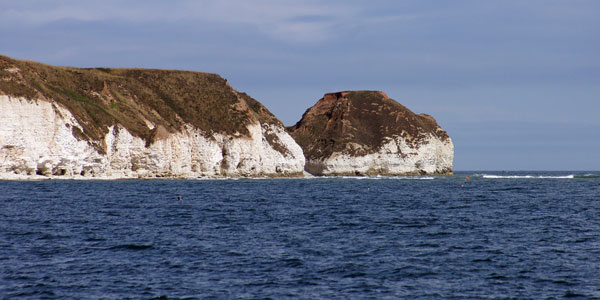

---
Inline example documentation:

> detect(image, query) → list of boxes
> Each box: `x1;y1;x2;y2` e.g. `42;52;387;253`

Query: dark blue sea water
1;171;599;299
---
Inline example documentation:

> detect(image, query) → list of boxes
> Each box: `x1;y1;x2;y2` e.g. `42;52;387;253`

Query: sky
1;0;599;171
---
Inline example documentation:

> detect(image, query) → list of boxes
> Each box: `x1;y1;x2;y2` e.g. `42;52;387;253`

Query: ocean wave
190;175;440;180
108;244;154;250
574;174;599;179
481;174;575;179
338;176;436;180
194;177;241;181
396;176;435;180
340;176;374;180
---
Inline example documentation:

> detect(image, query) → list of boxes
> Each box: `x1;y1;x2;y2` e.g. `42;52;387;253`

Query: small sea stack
287;91;454;176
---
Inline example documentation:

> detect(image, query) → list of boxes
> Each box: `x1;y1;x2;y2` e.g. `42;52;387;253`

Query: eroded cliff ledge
287;91;453;176
0;55;304;178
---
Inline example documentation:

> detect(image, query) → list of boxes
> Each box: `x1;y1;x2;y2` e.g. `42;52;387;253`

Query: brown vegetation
287;91;450;160
0;55;282;154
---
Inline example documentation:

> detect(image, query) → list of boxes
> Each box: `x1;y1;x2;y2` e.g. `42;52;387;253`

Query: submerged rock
288;91;453;176
0;55;304;178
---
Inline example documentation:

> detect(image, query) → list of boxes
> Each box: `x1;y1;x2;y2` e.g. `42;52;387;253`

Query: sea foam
481;174;575;179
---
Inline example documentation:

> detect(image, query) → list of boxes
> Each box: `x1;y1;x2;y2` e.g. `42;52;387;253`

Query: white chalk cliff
1;56;453;179
304;133;453;176
0;55;304;179
0;95;304;179
288;91;453;176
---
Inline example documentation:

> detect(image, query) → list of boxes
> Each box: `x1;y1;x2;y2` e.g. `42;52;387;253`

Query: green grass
65;90;91;103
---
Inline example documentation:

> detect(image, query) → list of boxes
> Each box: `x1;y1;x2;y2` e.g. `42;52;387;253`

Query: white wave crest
323;176;436;180
481;174;574;179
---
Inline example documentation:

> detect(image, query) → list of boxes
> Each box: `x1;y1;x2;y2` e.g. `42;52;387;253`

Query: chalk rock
0;55;304;178
288;91;453;176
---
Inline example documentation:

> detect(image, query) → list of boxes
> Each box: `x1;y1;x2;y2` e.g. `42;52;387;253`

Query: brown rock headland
287;91;453;176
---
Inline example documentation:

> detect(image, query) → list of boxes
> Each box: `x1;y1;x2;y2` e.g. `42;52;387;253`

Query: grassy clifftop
0;55;281;153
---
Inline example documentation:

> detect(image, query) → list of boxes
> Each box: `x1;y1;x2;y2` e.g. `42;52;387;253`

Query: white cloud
1;6;98;24
186;0;360;43
0;0;360;43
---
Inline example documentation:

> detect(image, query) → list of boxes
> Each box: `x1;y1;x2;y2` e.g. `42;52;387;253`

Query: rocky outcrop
288;91;453;176
0;55;304;178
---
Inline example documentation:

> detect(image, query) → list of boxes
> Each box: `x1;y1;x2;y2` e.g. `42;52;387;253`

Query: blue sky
1;0;599;170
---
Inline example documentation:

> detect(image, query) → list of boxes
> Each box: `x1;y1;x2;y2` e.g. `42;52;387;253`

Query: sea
1;171;599;299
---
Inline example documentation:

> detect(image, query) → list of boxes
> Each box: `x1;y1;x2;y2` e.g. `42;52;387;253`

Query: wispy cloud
0;0;361;43
189;0;361;42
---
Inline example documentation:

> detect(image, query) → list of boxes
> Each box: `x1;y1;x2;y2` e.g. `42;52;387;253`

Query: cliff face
0;55;304;178
288;91;453;176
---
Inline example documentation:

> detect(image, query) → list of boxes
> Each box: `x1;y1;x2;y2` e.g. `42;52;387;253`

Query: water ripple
0;174;599;299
